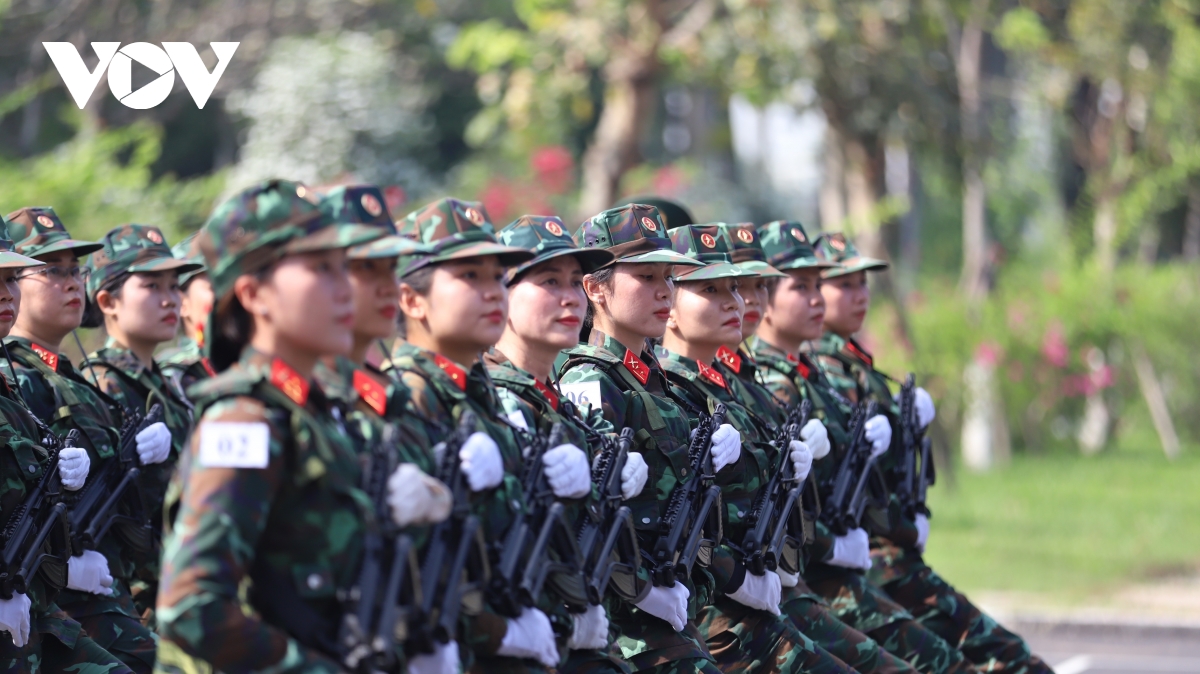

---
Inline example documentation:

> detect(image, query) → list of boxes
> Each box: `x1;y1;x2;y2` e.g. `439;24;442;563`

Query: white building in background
729;91;826;226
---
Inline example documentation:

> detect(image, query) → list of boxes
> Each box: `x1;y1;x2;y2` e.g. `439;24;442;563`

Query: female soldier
809;233;1049;674
155;180;448;672
558;204;732;674
0;233;130;672
158;234;215;395
3;208;161;673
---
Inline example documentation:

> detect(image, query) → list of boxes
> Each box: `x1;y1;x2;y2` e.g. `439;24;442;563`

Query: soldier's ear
397;282;428;322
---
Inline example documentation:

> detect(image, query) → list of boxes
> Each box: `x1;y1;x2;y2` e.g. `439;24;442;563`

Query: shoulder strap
561;349;667;432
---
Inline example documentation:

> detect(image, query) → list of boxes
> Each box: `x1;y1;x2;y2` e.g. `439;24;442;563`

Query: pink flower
530;146;574;195
480;179;515;223
1041;323;1069;368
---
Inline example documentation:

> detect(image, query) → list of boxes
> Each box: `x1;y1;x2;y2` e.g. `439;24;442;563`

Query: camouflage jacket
158;347;373;673
158;336;215;399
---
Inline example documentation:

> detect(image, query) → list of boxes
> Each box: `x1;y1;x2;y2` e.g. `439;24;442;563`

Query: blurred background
1;0;1198;643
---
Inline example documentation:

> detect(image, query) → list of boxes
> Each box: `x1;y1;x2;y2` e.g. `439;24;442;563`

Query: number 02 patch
199;421;270;468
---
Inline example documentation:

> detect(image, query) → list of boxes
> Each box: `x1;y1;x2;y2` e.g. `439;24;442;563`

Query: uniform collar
95;341;151;378
6;336;71;374
485;348;560;411
658;347;729;391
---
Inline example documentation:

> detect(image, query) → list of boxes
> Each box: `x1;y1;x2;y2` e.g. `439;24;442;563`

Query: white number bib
199;421;270;468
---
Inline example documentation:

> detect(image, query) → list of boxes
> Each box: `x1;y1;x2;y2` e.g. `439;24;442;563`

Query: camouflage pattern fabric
318;185;427;260
0;608;132;674
157;338;213;399
84;224;201;298
811;231;889;278
714;223;786;278
781;590;919;674
756;221;838;272
3;206;102;258
696;596;855;674
395;198;532;276
666;225;757;282
170;233;207;290
496;214;614;281
573;205;702;267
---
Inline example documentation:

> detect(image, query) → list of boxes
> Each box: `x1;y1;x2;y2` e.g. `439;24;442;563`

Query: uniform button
306;574;322;590
680;468;687;476
642;517;651;524
27;465;36;473
736;510;745;517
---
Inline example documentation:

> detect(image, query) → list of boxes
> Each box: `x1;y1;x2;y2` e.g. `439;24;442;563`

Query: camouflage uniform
158;234;215;398
3;209;157;673
750;222;976;674
156;180;384;672
806;232;1050;674
559;205;721;674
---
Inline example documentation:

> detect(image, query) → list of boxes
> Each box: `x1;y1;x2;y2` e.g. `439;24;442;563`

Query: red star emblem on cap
434;354;468;391
270;358;310;405
361;193;383;217
353;369;388;416
622;349;650;385
716;346;742;374
697;360;727;390
736;228;754;243
640;216;658;232
700;233;717;248
545;220;563;237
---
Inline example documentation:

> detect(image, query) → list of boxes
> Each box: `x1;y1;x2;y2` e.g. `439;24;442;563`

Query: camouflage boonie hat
4;207;102;258
497;215;614;284
198;179;383;306
668;224;758;281
86;224;203;298
757;220;839;272
814;232;888;278
396;198;533;277
716;223;786;278
610;195;695;230
574;204;703;268
319;185;429;260
0;236;44;270
171;233;207;288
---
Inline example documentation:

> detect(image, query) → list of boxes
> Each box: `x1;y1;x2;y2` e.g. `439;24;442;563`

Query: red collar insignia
30;343;59;371
534;379;560;411
353;369;388;416
716;346;742;374
786;352;800;364
200;357;217;377
846;340;874;367
796;357;811;380
622;349;650;385
270;358;310;406
434;354;467;391
697;360;727;390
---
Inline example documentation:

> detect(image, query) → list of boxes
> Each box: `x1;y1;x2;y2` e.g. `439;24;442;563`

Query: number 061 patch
199;421;270;468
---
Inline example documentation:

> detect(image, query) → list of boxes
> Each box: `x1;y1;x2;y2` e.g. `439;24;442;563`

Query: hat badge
640;216;658;232
147;229;163;244
700;233;717;248
545;220;564;236
790;228;807;242
360;193;383;217
736;228;754;243
295;185;318;204
463;207;485;225
829;235;846;251
36;215;54;228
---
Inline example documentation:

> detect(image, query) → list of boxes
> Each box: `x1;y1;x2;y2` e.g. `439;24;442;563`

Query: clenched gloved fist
0;592;31;647
620;452;649;499
634;582;690;632
828;528;872;571
458;432;503;492
568;604;610;650
68;550;114;596
728;570;782;615
864;415;891;459
710;424;741;473
387;463;452;527
136;422;172;465
777;569;800;588
497;607;559;668
915;513;930;553
406;640;460;674
58;446;90;491
543;443;592;499
800;419;830;460
895;387;936;429
788;440;813;483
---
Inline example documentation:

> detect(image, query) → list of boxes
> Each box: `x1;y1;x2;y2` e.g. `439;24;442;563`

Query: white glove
915;513;930;553
135;422;172;465
387;463;452;527
864;415;891;459
634;581;690;631
896;387;936;429
542;443;591;499
568;603;609;650
621;452;649;499
710;424;742;473
788;440;813;483
828;528;872;571
68;550;114;595
406;640;460;674
0;592;31;648
497;607;559;668
58;446;90;491
800;419;830;460
459;432;504;492
727;570;782;615
777;569;799;588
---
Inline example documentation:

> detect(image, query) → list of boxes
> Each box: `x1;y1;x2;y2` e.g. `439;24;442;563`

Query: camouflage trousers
805;563;977;674
560;642;633;674
152;640;216;674
696;595;854;674
59;581;157;674
0;607;132;674
874;560;1051;674
781;582;918;674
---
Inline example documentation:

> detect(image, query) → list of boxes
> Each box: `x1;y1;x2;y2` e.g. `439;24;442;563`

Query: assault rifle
896;375;935;519
648;404;726;587
576;427;643;604
409;412;490;654
740;401;812;576
0;421;79;600
820;401;886;536
68;404;163;556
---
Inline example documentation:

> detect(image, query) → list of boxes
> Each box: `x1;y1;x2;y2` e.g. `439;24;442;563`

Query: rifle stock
577;427;642;604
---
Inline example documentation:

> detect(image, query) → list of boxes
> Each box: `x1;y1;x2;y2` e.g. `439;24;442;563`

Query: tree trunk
843;137;886;259
956;0;989;300
1093;189;1118;274
820;127;846;231
1183;180;1200;261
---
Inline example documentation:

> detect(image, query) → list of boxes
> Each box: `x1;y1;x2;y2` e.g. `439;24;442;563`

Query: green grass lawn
921;445;1200;605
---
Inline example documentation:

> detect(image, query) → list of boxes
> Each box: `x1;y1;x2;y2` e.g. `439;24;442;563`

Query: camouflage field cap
396;198;533;277
574;203;703;268
4;207;102;258
171;233;207;288
496;215;614;284
716;223;786;278
86;224;203;297
668;224;758;282
757;220;839;272
814;232;889;278
319;185;429;260
198;179;383;305
0;235;45;270
610;195;695;230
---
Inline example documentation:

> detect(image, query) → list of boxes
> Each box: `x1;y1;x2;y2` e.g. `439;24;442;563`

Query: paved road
1014;620;1200;673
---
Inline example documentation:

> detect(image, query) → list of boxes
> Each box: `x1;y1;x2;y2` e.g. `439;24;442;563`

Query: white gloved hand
727;570;782;615
620;452;649;500
135;422;172;465
0;592;31;648
387;463;452;527
459;432;504;492
915;513;930;553
777;569;800;588
568;604;610;650
497;607;559;668
710;424;742;473
58;446;91;491
800;419;830;460
864;415;892;459
896;387;937;429
788;440;813;483
542;443;592;499
634;581;690;632
68;550;114;595
828;528;872;571
406;640;460;674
